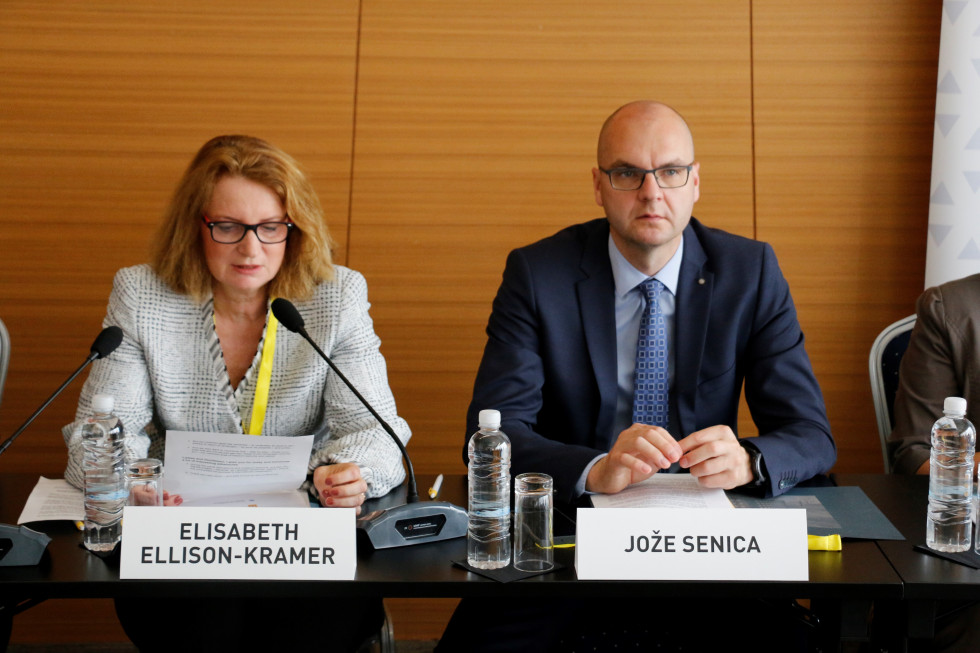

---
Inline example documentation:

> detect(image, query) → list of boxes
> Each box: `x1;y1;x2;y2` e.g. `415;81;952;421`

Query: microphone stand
0;351;99;456
0;326;123;566
271;299;466;549
295;334;421;504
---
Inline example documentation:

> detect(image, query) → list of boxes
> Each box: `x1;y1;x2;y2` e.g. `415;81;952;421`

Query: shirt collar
608;234;683;298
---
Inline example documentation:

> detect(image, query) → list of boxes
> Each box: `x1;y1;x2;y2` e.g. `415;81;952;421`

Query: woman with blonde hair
63;134;408;651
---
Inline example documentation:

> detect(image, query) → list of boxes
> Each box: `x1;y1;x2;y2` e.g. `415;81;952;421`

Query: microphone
271;298;466;549
0;326;123;457
272;298;418;501
90;325;124;360
0;325;124;566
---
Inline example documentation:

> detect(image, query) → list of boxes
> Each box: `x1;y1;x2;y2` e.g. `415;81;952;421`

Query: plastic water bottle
467;409;511;569
927;396;976;553
81;394;126;554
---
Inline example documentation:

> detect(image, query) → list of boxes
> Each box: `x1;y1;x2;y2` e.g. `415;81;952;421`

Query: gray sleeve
306;270;411;497
62;268;153;488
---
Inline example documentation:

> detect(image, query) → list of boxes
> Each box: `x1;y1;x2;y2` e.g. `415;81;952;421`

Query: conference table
850;473;980;642
0;472;973;649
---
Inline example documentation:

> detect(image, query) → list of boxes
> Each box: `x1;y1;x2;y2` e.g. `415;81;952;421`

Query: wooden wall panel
0;2;359;644
752;1;941;472
351;0;755;476
0;0;360;473
0;0;947;645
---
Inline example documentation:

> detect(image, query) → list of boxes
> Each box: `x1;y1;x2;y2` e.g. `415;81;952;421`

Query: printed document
590;474;733;509
17;477;83;524
164;431;314;508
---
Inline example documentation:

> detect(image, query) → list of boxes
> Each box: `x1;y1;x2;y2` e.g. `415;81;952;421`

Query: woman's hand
313;463;368;514
129;484;183;506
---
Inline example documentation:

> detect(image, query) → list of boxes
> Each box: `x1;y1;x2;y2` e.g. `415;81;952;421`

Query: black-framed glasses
201;215;294;244
599;165;693;190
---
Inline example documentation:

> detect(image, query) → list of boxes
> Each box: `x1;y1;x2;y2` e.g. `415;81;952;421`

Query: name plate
575;508;808;581
120;506;355;580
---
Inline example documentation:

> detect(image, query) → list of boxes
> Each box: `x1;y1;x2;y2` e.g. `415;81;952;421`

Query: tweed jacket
63;264;410;497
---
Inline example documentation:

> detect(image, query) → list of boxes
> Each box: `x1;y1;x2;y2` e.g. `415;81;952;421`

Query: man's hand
313;462;368;513
677;425;753;489
586;423;682;494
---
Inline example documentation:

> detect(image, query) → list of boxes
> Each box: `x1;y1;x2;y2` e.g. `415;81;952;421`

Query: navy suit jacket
467;218;836;503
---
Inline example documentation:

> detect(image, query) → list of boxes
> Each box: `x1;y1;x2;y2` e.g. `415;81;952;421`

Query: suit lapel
674;223;712;436
576;223;618;444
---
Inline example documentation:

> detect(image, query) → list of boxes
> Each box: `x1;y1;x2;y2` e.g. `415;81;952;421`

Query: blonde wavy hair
151;134;335;301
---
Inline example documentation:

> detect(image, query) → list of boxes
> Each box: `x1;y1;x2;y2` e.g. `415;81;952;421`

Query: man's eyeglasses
201;215;294;244
599;165;693;190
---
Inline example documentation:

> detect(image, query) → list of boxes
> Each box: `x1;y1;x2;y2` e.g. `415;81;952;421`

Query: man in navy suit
438;101;835;652
466;100;835;504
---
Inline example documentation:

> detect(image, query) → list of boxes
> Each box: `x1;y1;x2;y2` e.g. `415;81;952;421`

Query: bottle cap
944;396;967;415
91;394;115;414
478;409;501;429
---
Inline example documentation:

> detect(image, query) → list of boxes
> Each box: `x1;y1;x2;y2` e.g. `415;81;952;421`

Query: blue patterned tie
632;278;669;428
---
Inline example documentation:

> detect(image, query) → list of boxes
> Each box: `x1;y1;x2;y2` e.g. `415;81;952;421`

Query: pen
428;474;444;499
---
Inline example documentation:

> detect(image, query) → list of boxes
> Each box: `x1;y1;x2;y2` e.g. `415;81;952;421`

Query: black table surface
0;472;903;601
837;473;980;601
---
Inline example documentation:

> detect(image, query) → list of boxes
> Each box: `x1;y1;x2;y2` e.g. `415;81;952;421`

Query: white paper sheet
17;477;83;524
590;474;733;510
164;431;314;508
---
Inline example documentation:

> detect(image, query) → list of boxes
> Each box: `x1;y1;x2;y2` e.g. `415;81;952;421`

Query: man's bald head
597;101;695;165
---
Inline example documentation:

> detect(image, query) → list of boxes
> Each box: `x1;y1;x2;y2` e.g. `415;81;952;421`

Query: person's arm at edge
738;243;836;496
891;284;961;475
465;248;607;505
309;269;410;500
62;267;153;489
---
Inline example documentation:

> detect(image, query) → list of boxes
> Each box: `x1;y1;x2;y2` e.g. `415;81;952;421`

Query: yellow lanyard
246;307;279;435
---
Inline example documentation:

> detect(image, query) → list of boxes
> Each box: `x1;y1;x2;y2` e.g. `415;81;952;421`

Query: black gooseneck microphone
0;326;123;456
272;298;418;502
271;298;466;549
0;325;124;566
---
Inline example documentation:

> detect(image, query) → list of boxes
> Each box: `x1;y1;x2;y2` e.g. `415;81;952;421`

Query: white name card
575;508;808;581
120;506;356;580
